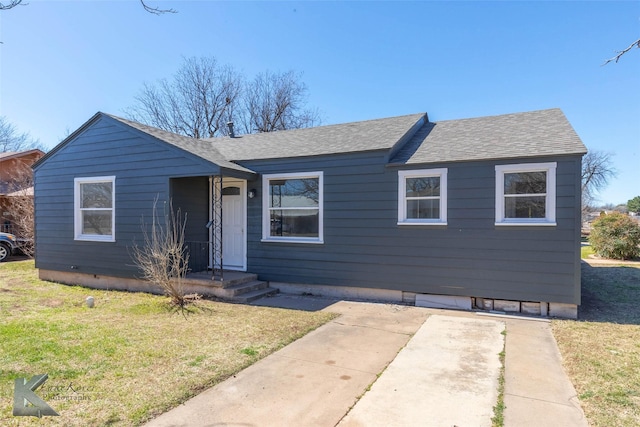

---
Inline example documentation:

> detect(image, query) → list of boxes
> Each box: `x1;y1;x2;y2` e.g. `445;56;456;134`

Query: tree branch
603;38;640;65
140;0;177;15
0;1;24;11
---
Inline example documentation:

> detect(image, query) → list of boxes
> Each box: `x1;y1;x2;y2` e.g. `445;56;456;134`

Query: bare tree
0;1;23;11
127;57;321;138
131;199;195;310
126;57;243;138
582;150;617;214
241;70;321;133
0;116;42;152
603;38;640;65
140;0;176;15
6;164;34;257
0;0;176;14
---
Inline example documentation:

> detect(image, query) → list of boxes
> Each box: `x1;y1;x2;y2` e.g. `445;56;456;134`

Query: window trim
495;162;556;226
261;171;324;244
74;176;116;242
397;168;448;225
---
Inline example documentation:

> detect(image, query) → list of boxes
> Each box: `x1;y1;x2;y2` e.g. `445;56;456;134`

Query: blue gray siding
239;151;582;304
35;115;582;305
170;177;209;243
34;116;219;278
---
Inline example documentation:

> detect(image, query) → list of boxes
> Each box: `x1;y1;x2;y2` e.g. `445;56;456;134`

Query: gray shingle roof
391;108;587;165
103;109;585;172
105;114;255;174
208;113;426;161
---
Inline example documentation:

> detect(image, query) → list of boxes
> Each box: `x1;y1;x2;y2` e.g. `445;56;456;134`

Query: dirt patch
41;298;65;308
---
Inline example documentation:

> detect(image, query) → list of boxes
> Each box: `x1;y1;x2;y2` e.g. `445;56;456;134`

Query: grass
551;261;640;427
491;329;507;427
581;243;595;259
0;260;335;426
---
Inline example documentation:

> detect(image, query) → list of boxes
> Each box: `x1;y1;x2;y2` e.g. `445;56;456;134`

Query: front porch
170;171;268;302
172;174;254;277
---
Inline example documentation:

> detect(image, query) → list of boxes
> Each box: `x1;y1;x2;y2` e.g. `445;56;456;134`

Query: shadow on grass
250;294;340;311
580;262;640;324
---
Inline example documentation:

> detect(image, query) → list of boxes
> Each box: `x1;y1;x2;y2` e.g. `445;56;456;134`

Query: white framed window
495;162;556;226
398;168;448;225
262;172;323;243
74;176;116;241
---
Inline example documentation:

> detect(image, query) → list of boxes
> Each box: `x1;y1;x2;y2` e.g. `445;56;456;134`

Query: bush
589;212;640;260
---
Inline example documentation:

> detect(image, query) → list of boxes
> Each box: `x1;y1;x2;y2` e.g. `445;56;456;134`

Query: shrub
132;199;191;308
589;212;640;260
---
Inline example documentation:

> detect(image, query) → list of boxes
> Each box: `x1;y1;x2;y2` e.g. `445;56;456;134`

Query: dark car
0;232;17;262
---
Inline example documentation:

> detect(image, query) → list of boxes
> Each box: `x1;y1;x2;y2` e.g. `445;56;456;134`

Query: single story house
33;108;587;318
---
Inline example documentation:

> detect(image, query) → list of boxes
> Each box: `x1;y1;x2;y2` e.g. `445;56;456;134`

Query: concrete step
230;287;279;303
223;280;269;297
183;272;258;289
215;273;259;288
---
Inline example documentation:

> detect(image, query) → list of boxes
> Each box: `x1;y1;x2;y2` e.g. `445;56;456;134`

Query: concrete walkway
503;317;588;427
145;296;588;427
338;315;504;427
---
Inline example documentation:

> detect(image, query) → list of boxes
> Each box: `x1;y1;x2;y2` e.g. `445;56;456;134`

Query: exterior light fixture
248;189;257;199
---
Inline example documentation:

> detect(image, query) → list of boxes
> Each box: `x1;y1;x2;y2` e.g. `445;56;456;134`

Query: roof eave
386;150;588;168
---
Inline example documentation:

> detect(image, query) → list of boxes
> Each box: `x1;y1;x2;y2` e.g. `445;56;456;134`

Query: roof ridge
432;108;563;124
204;112;426;142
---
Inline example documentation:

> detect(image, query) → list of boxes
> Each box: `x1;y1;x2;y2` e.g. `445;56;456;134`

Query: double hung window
398;169;448;225
74;176;116;241
262;172;323;243
495;163;556;225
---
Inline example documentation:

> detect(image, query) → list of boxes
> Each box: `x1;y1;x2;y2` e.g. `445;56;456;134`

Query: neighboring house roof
6;186;34;197
0;149;45;162
0;149;44;195
208;113;427;161
0;152;18;160
390;108;587;165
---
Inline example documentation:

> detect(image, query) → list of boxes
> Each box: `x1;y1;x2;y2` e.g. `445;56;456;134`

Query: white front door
221;181;246;270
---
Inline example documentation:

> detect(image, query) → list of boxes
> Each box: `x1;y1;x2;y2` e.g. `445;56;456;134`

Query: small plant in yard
131;199;194;310
589;212;640;260
491;330;506;427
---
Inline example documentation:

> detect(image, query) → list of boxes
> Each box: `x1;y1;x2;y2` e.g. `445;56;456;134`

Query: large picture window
262;172;323;243
495;163;556;225
74;176;116;241
398;169;448;225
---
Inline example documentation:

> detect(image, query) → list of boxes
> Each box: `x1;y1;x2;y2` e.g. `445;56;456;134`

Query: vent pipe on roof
227;122;235;138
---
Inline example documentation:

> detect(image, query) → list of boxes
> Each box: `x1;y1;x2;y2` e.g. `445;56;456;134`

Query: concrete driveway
145;296;587;427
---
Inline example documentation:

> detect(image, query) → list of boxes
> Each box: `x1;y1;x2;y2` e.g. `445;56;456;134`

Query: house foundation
38;270;578;319
38;269;276;303
270;282;578;319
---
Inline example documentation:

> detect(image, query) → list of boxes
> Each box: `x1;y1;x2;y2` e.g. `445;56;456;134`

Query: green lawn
581;244;595;259
552;262;640;426
0;260;335;426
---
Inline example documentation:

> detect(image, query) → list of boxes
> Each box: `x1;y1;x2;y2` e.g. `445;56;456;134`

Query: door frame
208;177;247;272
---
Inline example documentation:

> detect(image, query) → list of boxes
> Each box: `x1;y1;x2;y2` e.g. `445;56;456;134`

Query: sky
0;0;638;205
